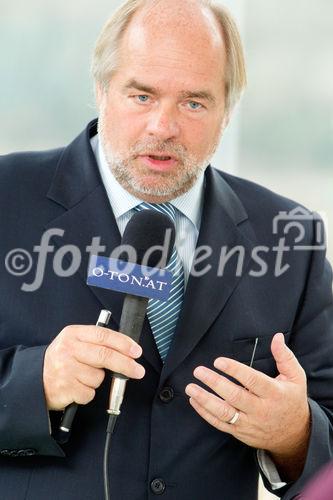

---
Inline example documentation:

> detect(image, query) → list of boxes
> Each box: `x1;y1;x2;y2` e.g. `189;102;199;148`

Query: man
0;1;332;499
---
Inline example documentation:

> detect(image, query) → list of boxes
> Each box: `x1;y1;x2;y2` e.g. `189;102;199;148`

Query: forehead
114;4;226;93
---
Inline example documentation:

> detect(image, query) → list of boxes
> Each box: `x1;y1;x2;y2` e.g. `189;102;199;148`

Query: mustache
129;141;187;160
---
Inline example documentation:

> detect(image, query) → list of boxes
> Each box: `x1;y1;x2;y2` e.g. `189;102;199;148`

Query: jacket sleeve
260;219;333;499
0;343;65;457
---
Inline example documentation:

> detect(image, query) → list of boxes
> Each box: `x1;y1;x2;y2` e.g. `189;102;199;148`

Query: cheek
182;121;218;155
102;106;144;147
201;117;224;151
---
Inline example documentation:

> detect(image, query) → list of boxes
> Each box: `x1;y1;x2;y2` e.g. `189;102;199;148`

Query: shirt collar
91;134;205;230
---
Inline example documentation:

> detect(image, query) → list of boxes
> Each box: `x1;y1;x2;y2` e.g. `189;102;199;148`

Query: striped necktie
135;202;185;361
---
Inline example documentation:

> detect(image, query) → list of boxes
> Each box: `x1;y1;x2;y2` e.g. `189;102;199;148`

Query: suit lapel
162;167;256;381
45;120;162;373
44;122;256;378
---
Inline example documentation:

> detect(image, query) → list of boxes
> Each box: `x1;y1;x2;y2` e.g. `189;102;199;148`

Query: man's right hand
43;325;144;410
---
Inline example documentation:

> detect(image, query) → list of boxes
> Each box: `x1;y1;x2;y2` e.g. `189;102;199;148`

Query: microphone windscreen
120;209;175;268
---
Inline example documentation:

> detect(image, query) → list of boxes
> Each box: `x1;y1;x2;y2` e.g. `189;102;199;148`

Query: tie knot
135;202;176;223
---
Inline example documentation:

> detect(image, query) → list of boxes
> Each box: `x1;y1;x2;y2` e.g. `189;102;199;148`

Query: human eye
134;94;151;103
186;101;204;111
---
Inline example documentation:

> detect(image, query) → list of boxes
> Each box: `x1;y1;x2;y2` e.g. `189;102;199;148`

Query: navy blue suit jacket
0;120;332;499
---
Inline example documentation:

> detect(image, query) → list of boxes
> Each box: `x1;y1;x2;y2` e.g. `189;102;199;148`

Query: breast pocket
232;331;291;377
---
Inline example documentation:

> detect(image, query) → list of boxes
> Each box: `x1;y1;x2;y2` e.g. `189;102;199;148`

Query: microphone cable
103;412;118;500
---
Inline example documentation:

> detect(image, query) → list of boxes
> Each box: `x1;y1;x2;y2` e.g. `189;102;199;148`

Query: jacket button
159;387;174;403
150;478;166;495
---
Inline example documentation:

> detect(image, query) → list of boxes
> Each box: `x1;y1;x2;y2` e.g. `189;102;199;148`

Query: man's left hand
185;332;311;477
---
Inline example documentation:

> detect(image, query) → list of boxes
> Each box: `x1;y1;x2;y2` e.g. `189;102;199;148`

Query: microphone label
87;256;173;301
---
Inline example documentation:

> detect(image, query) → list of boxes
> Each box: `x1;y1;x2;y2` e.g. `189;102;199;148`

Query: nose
145;103;180;140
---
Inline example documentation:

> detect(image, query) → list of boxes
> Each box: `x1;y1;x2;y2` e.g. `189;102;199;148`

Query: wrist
268;406;311;481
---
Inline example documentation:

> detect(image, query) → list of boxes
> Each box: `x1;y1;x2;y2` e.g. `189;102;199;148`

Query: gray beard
105;152;208;198
98;121;218;199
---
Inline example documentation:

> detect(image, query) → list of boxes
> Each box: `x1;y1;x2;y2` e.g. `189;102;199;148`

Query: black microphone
104;209;175;500
107;209;175;417
58;209;175;443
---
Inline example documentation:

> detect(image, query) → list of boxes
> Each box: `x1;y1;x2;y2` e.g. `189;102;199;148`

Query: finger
74;362;106;389
73;325;143;359
192;366;257;413
188;397;236;435
213;357;274;398
185;383;241;423
271;332;305;383
73;341;145;379
72;381;96;406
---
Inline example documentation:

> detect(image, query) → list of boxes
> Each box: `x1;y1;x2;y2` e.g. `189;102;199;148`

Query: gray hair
91;0;247;113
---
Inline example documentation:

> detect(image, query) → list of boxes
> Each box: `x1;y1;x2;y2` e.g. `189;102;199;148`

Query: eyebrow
179;90;216;104
124;79;158;95
123;79;216;104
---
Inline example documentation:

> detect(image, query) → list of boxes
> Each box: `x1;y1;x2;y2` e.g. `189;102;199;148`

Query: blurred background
0;2;332;497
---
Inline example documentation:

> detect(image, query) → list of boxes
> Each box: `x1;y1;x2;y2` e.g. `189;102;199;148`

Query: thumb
271;332;304;383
